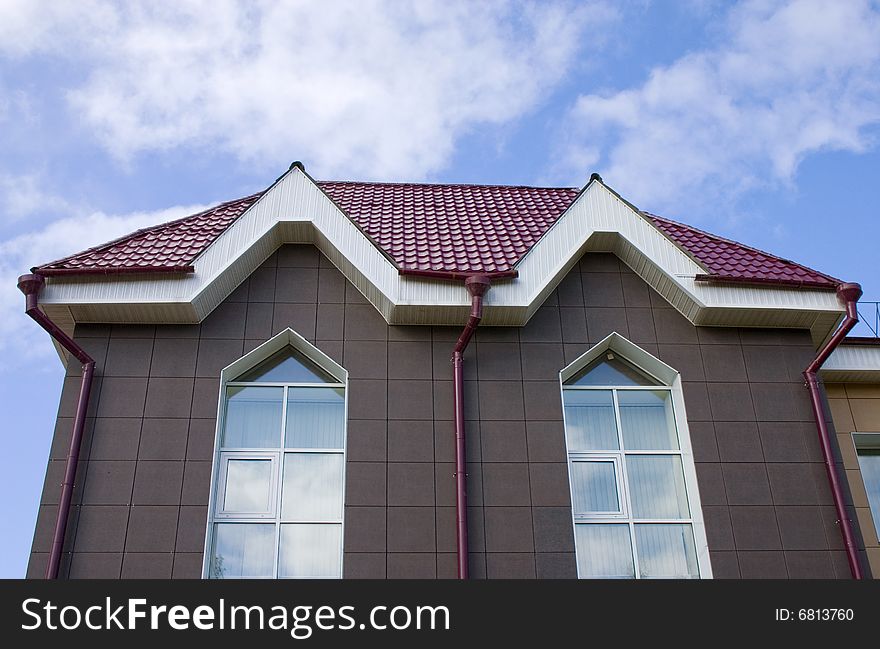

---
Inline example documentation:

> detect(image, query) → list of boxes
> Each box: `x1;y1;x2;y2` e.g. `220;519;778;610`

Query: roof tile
34;180;838;289
36;193;262;273
644;212;838;288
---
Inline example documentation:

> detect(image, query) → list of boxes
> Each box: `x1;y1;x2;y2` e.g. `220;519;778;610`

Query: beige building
825;338;880;575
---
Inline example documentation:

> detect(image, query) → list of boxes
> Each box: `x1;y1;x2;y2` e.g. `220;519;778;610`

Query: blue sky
1;0;879;578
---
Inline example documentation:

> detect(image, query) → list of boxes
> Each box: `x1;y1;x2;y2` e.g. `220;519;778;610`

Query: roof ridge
643;210;841;283
30;177;839;289
316;179;580;192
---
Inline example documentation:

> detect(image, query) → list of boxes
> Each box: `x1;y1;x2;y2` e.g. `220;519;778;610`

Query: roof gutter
693;273;838;290
37;265;194;277
839;336;880;346
17;273;95;580
451;274;491;579
803;282;863;579
399;268;517;281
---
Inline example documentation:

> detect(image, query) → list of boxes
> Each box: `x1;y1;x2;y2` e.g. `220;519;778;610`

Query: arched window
560;333;711;579
203;329;347;579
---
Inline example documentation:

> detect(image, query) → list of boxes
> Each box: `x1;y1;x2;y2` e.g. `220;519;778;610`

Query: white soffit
822;344;880;382
36;167;844;336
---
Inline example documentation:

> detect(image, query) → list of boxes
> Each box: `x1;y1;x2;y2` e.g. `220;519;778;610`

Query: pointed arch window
204;330;347;579
560;333;711;579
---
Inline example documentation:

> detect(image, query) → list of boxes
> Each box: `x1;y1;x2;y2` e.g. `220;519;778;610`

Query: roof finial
290;160;305;172
589;172;603;184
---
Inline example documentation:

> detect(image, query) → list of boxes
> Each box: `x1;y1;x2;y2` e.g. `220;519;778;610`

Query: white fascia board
822;344;880;382
505;181;704;309
36;169;844;335
496;180;842;330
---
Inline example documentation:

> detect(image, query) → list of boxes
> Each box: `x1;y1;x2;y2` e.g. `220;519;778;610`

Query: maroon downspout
452;275;491;579
17;273;96;580
803;282;863;579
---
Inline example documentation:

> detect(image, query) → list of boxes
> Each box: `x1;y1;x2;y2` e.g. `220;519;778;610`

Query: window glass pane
279;524;342;578
619;390;678;450
235;347;337;383
223;386;283;448
286;387;345;448
223;459;273;513
626;455;689;519
571;461;619;515
282;453;344;520
567;354;659;386
575;524;634;578
635;524;699;578
210;523;274;578
563;390;618;450
855;448;880;539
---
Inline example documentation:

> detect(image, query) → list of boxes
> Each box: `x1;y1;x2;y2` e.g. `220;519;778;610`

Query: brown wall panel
30;246;852;579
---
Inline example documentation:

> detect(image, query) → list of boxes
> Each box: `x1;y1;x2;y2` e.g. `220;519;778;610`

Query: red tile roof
34;179;839;289
320;181;580;274
36;193;262;275
645;212;839;288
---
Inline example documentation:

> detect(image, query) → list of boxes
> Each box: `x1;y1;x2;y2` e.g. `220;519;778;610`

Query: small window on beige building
853;433;880;542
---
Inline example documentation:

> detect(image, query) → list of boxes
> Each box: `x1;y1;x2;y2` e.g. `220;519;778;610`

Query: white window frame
215;451;280;519
569;455;627;518
852;432;880;542
202;328;349;579
560;332;713;579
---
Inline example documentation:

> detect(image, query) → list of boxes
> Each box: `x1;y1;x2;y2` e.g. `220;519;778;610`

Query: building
19;164;880;579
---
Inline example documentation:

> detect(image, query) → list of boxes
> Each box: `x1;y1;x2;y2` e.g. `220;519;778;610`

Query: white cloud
0;1;117;58
0;173;73;224
0;0;616;180
560;0;880;214
0;203;207;369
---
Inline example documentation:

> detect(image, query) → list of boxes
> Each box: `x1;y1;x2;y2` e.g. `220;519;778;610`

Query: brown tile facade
28;246;866;579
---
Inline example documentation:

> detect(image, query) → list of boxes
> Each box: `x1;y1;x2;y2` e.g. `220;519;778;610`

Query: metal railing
854;301;880;338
